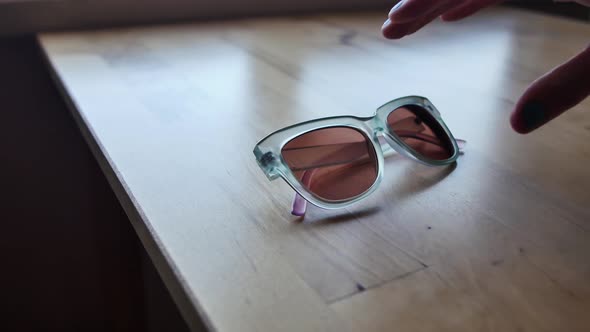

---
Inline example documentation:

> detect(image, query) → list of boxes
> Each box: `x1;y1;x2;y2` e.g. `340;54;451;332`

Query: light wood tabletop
38;6;590;332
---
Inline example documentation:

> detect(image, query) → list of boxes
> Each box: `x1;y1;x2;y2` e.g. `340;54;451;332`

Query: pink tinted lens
387;105;454;160
281;127;378;202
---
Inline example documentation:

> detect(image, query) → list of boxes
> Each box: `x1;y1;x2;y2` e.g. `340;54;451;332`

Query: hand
382;0;590;134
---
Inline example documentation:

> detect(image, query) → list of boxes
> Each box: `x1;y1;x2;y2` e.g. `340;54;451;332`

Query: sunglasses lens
281;127;378;202
387;105;454;160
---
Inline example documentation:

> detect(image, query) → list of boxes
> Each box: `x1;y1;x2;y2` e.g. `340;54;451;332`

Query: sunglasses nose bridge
366;115;390;143
374;130;400;158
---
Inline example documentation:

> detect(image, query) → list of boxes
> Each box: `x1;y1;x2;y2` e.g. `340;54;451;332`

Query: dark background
0;37;192;332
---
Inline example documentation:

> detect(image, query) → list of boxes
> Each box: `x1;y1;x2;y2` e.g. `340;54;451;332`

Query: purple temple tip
291;193;307;216
456;138;467;150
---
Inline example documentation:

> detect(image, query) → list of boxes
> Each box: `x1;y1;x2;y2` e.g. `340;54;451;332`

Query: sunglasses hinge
259;152;275;167
257;151;281;180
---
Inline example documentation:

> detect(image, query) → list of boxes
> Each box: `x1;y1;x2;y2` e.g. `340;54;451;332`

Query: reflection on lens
281;127;378;201
387;105;454;160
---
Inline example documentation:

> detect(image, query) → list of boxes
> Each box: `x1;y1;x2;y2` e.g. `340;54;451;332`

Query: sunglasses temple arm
380;136;466;157
291;168;317;216
456;138;467;151
292;193;307;217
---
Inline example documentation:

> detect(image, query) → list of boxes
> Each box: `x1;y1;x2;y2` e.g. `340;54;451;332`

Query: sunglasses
253;96;464;217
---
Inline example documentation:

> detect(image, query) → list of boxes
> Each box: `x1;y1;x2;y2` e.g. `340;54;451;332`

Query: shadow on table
392;162;457;201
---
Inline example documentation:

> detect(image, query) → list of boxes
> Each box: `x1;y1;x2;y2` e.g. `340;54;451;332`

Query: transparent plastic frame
253;96;461;214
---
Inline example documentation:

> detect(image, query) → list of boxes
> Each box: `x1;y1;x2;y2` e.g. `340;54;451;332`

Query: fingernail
382;18;392;29
389;0;405;16
521;101;546;131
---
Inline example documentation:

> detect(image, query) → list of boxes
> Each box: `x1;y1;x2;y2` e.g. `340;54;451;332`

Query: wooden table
39;7;590;332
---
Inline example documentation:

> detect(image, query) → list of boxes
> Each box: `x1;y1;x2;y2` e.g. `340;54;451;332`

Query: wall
0;0;391;35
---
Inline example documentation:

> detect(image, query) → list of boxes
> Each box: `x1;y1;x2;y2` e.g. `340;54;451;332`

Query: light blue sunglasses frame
254;96;463;216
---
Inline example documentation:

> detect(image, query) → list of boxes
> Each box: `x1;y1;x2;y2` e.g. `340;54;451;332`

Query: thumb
511;45;590;134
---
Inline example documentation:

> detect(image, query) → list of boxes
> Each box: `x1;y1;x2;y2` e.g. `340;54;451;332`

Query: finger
382;19;418;39
383;0;462;39
404;4;458;36
441;0;502;21
382;12;440;39
510;45;590;134
388;0;461;23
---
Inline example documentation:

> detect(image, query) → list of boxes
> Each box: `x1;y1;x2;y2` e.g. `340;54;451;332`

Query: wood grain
39;6;590;332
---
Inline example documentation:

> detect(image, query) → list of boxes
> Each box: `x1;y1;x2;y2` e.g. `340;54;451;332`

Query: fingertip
510;100;548;134
381;20;410;39
382;29;407;40
510;109;532;134
382;18;391;29
510;98;529;134
510;47;590;135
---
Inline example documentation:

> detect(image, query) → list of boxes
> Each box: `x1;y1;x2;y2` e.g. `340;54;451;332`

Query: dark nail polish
521;101;546;131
